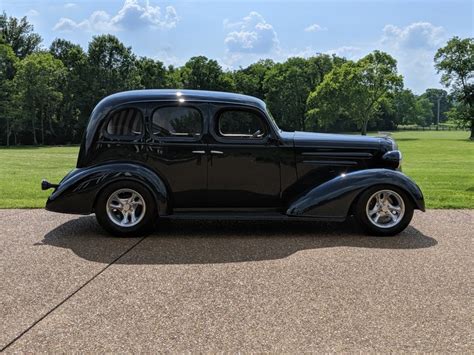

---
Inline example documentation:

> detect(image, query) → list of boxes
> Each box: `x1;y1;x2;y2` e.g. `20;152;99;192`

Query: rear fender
46;163;169;215
286;169;425;220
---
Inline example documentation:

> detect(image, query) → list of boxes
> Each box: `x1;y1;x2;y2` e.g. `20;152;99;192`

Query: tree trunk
32;115;38;145
470;120;474;140
361;119;368;135
6;117;10;147
40;107;45;145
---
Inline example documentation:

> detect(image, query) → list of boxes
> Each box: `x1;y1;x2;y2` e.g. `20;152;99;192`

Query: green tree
233;59;275;99
50;38;89;143
13;52;66;144
0;12;42;59
135;57;167;89
264;55;339;131
0;43;18;146
179;56;233;91
420;88;451;125
307;51;403;135
434;36;474;138
414;96;434;126
87;35;139;100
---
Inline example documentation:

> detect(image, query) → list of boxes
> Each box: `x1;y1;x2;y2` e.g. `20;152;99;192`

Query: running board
161;211;345;222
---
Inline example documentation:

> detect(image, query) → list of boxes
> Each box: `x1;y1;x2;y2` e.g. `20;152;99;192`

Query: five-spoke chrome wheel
365;189;405;229
106;188;146;227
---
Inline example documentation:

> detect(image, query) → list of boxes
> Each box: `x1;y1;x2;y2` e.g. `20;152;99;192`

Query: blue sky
2;0;473;93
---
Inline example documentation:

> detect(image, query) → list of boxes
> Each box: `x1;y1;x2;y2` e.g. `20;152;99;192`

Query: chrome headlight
382;150;402;169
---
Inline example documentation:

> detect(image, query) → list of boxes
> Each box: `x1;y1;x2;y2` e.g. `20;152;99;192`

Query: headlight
382;150;402;169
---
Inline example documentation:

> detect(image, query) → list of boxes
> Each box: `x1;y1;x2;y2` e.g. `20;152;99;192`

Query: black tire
95;180;157;237
354;185;414;236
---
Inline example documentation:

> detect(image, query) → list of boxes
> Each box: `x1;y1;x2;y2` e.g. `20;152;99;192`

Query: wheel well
348;183;416;217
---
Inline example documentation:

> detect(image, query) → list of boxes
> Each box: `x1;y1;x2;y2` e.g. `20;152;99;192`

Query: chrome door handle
210;150;223;155
192;150;206;154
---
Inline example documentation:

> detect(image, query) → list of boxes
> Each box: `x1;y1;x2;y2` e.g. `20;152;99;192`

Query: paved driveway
0;209;472;352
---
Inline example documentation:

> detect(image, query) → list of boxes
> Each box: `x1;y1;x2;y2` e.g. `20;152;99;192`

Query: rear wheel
95;181;156;237
354;185;414;236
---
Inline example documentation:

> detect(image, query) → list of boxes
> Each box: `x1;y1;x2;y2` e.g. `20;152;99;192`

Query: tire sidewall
355;185;414;236
95;180;156;237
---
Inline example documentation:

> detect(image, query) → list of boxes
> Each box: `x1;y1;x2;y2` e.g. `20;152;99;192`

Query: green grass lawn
0;131;472;209
391;131;473;208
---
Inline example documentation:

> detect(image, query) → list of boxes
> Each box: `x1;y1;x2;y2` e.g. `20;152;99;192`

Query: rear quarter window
105;108;144;139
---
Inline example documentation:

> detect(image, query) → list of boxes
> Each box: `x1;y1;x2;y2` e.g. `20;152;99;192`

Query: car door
206;103;281;208
146;102;208;208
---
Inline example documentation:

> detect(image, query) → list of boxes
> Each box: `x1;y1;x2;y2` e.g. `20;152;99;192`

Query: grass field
0;131;472;209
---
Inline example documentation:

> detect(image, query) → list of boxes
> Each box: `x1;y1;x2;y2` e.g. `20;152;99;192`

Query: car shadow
37;215;438;265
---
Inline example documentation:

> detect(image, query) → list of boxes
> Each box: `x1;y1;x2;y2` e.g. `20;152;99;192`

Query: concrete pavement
1;209;472;352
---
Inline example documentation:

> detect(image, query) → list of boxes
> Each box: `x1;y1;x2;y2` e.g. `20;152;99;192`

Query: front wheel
95;181;156;237
354;186;414;236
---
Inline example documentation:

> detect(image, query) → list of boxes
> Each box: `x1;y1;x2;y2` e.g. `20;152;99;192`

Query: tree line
0;12;472;146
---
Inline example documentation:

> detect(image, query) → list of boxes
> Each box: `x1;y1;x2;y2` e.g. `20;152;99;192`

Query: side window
152;106;202;138
217;110;266;139
105;108;143;138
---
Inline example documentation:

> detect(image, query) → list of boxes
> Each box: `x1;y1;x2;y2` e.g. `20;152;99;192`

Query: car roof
98;89;267;110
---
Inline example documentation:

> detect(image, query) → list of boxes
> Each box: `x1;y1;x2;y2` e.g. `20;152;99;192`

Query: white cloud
381;22;444;50
380;22;446;93
53;0;179;32
64;3;77;9
304;23;327;32
53;11;116;32
26;9;39;17
224;11;279;54
324;46;362;59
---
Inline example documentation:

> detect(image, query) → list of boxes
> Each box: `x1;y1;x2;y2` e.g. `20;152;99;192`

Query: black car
42;89;424;237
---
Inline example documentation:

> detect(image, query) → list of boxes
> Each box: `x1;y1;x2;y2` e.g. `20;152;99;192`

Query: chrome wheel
365;189;405;229
106;188;146;228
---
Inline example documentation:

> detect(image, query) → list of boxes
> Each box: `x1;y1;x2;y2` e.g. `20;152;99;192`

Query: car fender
46;163;169;215
286;169;425;220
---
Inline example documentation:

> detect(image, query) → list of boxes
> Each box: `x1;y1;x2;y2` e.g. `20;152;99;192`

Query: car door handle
210;150;223;155
192;150;206;154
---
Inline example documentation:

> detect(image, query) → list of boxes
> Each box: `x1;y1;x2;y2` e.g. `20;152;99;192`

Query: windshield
265;108;282;132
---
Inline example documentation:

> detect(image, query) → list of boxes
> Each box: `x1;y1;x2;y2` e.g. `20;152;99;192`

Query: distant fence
395;125;467;131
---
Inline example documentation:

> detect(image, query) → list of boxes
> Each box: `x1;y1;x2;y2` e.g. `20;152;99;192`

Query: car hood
292;131;387;149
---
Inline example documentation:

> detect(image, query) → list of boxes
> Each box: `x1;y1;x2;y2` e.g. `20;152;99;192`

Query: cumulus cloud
64;3;77;9
304;23;327;32
381;22;444;50
53;0;179;32
224;11;279;54
380;22;446;93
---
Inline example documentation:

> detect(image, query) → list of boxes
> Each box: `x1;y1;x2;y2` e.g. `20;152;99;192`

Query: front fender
46;163;168;215
286;169;425;219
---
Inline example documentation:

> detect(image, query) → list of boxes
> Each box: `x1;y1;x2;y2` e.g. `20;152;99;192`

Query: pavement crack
1;235;147;352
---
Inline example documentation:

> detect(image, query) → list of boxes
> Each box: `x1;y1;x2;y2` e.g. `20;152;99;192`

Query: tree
233;59;275;99
135;57;167;89
420;88;451;125
13;52;66;144
0;12;42;59
180;56;233;91
307;51;403;135
0;43;18;146
50;39;89;143
264;55;339;131
434;37;474;139
87;35;139;100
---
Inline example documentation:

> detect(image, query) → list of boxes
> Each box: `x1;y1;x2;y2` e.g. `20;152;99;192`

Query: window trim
102;106;145;141
211;106;271;144
149;104;205;142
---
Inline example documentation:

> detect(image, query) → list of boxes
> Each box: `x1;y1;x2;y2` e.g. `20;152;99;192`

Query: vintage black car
42;89;424;237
